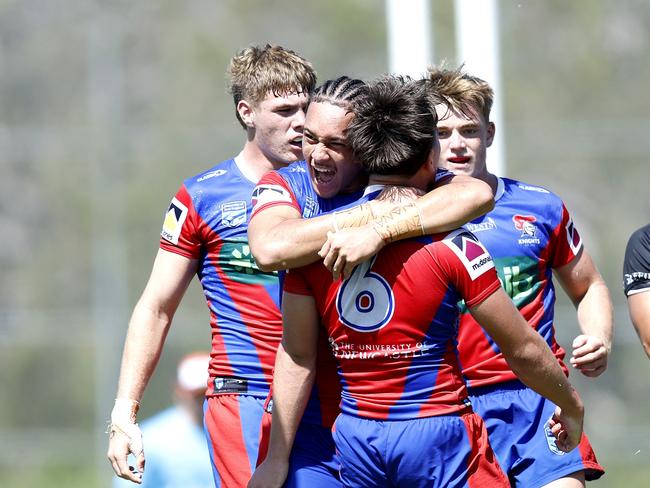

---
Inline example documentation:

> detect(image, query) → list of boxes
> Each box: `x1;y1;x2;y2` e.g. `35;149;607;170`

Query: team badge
513;214;541;245
251;184;292;212
543;418;566;456
221;201;247;228
565;217;582;255
443;229;495;280
161;197;188;244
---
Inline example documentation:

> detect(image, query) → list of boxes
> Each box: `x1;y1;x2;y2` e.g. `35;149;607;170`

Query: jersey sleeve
159;185;202;259
549;203;583;269
283;266;313;296
251;170;301;218
623;224;650;296
437;229;502;308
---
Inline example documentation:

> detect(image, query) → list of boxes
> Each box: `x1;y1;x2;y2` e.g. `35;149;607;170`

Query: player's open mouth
289;137;303;150
312;165;336;184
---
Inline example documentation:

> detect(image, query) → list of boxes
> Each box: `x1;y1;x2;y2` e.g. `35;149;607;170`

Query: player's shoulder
271;160;310;187
184;158;236;188
628;223;650;247
502;177;565;213
434;228;495;277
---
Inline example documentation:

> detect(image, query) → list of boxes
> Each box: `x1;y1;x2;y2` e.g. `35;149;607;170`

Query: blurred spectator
623;224;650;358
113;352;213;487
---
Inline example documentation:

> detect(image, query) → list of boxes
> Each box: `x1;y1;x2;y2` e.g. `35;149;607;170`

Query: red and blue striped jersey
251;164;455;425
284;228;501;421
160;159;282;398
457;177;582;388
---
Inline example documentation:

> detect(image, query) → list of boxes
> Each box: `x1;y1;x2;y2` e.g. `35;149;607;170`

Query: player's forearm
266;343;316;462
336;176;494;244
115;302;173;401
249;215;333;271
576;278;614;352
417;175;494;234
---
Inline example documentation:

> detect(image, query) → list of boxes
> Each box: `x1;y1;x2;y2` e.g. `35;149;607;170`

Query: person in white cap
113;352;213;488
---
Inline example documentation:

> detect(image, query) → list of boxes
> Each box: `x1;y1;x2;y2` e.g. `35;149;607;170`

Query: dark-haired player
247;76;493;488
251;75;585;488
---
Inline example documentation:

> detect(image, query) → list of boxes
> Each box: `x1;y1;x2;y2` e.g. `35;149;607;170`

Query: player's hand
547;404;583;453
107;421;145;483
318;227;385;280
247;457;289;488
107;399;145;483
569;334;609;377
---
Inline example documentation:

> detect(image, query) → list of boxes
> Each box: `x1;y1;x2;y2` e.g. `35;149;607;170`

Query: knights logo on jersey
161;197;188;245
221;201;247;228
443;229;495;280
565;217;582;255
513;214;541;245
251;184;292;212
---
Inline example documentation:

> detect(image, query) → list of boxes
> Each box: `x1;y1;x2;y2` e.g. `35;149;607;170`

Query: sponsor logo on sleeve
221;201;247;228
565;217;582;255
251;184;292;212
443;229;495;280
513;214;541;245
161;197;188;244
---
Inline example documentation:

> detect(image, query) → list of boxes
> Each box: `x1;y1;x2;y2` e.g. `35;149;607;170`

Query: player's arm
627;291;650;358
248;204;334;271
469;288;584;452
107;249;197;483
554;249;613;377
248;291;320;488
321;175;494;279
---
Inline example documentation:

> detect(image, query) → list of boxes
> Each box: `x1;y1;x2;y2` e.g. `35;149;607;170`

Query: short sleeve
549;203;583;269
283;266;313;296
251;171;301;218
623;224;650;296
437;229;502;308
159;185;202;259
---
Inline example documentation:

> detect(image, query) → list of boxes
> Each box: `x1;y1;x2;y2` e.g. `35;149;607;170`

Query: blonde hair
227;44;316;128
426;65;493;123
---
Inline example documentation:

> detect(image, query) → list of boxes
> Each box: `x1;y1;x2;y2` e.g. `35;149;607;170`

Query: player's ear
237;100;255;129
486;121;496;147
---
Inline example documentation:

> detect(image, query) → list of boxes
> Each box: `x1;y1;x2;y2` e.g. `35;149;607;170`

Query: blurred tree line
1;1;648;486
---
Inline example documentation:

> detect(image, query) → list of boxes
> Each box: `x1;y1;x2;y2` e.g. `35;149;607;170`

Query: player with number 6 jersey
256;75;585;488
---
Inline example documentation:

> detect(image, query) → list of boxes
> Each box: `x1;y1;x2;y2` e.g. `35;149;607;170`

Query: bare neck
236;141;287;183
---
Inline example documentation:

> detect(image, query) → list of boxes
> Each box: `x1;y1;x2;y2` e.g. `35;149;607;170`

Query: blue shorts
258;409;341;488
332;410;508;488
204;395;266;488
468;380;605;487
285;422;341;488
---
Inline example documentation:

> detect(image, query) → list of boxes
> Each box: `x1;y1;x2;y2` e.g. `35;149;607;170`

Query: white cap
176;353;210;392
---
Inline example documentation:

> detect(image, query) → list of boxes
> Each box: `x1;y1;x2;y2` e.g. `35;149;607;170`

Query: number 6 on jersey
336;257;395;332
